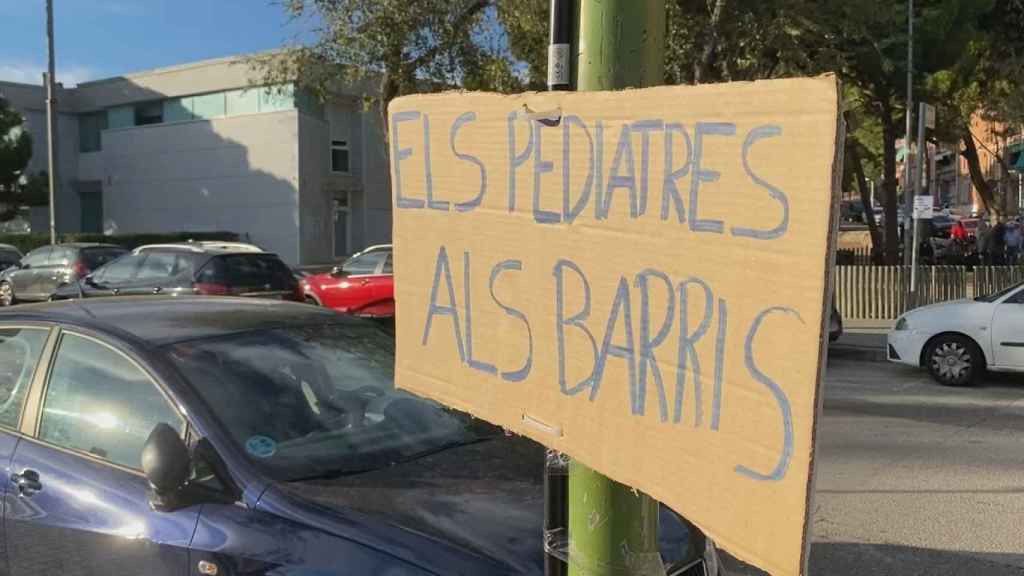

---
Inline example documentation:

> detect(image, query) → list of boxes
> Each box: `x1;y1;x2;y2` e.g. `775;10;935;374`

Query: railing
974;266;1024;297
836;247;873;266
835;266;970;320
836;265;1024;320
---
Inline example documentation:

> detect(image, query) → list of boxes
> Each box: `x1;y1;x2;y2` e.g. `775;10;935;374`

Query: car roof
133;243;274;257
0;297;350;346
0;244;20;251
45;243;124;250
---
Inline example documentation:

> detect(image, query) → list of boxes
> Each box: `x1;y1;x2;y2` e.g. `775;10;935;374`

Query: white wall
98;111;302;262
298;113;333;264
359;106;392;246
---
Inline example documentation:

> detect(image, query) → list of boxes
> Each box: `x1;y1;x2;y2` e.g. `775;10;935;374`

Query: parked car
0;244;23;270
0;297;716;575
302;244;394;317
888;281;1024;386
136;240;264;254
50;243;302;302
0;243;127;306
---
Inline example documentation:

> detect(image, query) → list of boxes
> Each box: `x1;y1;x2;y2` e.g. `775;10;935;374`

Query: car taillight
193;282;232;296
72;261;89;278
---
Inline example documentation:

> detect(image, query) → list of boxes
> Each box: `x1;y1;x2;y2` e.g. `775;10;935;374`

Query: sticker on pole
388;76;841;576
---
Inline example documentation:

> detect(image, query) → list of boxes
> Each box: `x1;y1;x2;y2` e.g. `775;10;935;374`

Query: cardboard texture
388;76;841;576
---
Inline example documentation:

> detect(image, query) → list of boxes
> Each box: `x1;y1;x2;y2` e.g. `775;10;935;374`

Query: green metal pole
569;1;665;575
576;0;665;91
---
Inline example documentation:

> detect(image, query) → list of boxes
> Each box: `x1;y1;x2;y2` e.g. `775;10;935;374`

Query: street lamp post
45;0;58;245
903;0;914;264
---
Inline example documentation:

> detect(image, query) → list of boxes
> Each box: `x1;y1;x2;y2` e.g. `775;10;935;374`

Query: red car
302;244;394;317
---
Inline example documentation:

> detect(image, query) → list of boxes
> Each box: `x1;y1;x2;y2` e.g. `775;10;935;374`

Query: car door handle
360;279;370;286
112;288;120;295
11;469;42;496
152;287;162;294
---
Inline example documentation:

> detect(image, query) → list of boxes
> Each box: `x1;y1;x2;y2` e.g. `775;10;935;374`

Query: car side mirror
142;423;191;511
330;266;346;277
19;262;30;270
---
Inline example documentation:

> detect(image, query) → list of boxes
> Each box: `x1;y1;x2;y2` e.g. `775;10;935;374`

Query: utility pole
570;2;665;575
903;0;914;264
45;0;58;245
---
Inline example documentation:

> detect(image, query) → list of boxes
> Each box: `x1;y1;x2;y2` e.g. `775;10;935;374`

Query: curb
828;345;888;363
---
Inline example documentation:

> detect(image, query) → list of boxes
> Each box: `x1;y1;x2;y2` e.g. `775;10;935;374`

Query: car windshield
975;282;1024;303
167;323;490;481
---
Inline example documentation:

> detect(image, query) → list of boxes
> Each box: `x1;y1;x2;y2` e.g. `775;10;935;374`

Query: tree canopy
259;0;1024;257
0;96;33;201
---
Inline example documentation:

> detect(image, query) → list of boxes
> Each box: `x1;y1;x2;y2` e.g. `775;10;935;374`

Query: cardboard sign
389;77;841;576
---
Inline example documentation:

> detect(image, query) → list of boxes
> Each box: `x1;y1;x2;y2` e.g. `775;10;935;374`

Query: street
810;359;1024;575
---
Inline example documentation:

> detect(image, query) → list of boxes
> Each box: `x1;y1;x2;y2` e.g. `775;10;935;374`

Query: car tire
925;335;983;387
0;282;16;307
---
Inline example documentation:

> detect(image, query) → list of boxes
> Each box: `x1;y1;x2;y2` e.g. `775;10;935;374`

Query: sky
0;0;315;86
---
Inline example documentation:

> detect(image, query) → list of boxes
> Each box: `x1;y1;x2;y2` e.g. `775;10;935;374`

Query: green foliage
0;231;241;256
0;96;32;200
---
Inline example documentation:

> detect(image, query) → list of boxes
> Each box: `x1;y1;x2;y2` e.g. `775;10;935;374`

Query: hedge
0;231;241;254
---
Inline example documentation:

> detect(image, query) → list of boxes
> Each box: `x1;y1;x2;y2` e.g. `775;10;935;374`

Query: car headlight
894;317;909;331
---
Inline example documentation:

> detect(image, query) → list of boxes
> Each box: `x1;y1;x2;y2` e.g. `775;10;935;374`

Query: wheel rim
0;284;11;306
931;342;971;381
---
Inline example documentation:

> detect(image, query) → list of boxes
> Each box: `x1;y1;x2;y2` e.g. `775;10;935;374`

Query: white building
0;55;392;265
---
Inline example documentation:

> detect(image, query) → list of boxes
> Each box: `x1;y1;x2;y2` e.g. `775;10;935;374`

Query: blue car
0;297;712;575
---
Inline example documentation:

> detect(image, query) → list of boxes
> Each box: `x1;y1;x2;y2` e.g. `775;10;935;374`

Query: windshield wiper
286;435;494;482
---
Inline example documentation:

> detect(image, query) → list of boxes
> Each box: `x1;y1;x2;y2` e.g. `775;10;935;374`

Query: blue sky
0;0;314;86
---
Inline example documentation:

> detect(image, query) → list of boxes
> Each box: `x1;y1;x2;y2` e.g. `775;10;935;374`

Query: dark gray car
0;243;127;305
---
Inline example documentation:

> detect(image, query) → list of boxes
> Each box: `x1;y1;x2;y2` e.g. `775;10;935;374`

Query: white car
888;282;1024;385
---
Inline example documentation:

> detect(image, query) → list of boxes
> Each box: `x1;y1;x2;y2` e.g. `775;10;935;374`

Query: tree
253;0;526;140
0;96;32;205
924;0;1024;219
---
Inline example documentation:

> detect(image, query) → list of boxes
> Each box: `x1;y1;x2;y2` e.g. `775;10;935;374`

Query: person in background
951;219;969;242
977;217;992;264
991;217;1007;265
1007;220;1024;265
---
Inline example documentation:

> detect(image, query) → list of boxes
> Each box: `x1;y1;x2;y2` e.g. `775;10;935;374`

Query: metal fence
836;265;1024;320
974;266;1024;297
835;266;968;320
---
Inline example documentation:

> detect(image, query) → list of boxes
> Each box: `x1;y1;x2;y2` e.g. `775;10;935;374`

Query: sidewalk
828;318;890;363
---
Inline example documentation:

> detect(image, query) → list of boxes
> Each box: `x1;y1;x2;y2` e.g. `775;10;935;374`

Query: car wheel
0;282;16;307
925;335;982;387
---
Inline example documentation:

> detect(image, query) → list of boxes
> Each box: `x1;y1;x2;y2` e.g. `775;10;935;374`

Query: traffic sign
913;195;933;220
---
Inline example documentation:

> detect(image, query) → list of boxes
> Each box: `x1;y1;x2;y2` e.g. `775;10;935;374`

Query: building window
163;97;194;123
134;102;163;126
108;106;134;130
78;112;107;153
192;92;226;119
331;140;350;173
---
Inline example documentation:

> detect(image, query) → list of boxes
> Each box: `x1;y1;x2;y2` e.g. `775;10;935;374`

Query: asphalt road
723;359;1024;576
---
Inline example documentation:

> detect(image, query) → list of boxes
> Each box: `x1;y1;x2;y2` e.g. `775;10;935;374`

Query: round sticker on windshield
245;435;277;459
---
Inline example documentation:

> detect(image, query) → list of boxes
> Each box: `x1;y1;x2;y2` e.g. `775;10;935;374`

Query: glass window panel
78;112;107;153
192;92;226;119
164;97;194;123
39;334;183;469
0;328;50;428
134;102;163;126
259;84;295;113
225;89;260;116
107;106;134;129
